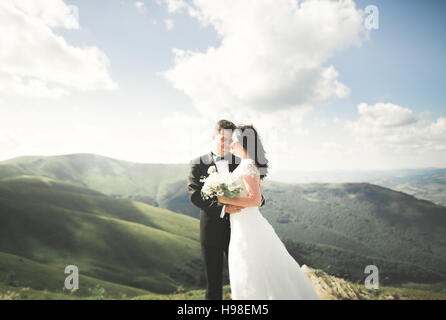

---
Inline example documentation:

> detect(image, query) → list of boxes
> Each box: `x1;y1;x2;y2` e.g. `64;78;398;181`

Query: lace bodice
232;158;260;197
233;158;260;178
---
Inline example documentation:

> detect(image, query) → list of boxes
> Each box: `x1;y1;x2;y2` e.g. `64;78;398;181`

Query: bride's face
230;133;244;157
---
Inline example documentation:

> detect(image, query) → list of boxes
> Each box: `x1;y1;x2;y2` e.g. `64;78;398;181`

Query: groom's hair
214;119;236;134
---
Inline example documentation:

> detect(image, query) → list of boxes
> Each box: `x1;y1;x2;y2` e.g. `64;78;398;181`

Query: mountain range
0;153;445;299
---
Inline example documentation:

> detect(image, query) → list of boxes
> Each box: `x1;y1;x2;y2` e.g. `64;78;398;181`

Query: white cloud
135;1;147;14
155;0;374;172
163;0;189;13
149;106;314;172
7;0;79;29
159;102;446;172
160;0;369;115
344;102;446;155
0;73;68;98
0;0;118;99
354;102;417;127
165;18;174;30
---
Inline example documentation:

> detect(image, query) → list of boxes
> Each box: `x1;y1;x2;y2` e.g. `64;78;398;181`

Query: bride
217;125;320;300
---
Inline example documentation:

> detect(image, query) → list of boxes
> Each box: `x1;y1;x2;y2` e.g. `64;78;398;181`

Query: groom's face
213;129;233;156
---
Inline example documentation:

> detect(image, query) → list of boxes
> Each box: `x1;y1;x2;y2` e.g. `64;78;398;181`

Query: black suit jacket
188;151;265;222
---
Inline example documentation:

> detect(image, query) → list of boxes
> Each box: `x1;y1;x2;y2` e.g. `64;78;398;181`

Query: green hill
0;153;189;209
369;168;446;206
259;181;446;284
1;153;445;288
2;259;445;300
0;252;151;299
0;175;203;296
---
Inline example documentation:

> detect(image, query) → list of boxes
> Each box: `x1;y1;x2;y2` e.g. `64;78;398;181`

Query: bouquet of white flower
200;165;243;200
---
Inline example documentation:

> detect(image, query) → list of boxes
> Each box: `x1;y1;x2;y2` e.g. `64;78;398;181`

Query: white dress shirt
211;151;230;219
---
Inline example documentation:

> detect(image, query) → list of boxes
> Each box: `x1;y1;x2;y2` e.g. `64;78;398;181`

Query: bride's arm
217;174;262;208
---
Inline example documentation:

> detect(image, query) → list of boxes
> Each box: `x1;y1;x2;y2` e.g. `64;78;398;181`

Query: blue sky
57;0;446;119
324;0;446;120
0;0;445;178
56;0;220;116
321;0;445;175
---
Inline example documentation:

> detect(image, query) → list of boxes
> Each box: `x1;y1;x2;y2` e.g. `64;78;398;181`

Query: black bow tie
213;153;226;162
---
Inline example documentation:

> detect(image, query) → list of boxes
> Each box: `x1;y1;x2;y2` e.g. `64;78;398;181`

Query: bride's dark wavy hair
235;124;269;180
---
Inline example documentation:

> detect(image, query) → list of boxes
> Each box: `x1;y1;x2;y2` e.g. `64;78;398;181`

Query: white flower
200;171;242;200
207;166;217;174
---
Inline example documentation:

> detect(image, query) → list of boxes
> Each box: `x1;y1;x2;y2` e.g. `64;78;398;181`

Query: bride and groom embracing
188;119;320;300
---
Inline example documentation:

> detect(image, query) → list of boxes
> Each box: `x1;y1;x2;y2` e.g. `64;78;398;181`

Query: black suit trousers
200;213;231;300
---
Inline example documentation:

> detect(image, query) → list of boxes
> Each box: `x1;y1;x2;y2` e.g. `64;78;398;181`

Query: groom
187;119;265;300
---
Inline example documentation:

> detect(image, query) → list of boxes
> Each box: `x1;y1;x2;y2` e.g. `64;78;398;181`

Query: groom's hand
225;204;243;214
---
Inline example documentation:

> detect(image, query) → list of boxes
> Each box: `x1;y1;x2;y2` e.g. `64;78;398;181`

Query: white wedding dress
228;158;320;300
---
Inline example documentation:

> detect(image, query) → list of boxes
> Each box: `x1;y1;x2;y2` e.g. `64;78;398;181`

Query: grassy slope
0;252;151;299
0;171;445;299
2;259;445;300
0;154;188;207
0;176;202;295
1;154;445;286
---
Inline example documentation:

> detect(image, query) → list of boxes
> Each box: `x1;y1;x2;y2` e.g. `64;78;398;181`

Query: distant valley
270;168;446;206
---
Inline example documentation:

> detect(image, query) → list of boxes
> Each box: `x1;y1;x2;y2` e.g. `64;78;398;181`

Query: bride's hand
225;204;243;214
217;195;228;204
